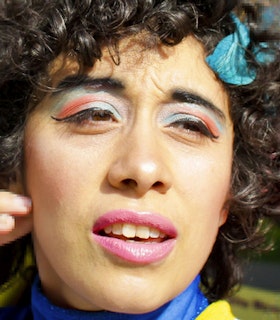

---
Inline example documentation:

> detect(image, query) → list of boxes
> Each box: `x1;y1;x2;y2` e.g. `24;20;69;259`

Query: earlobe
219;208;229;227
219;193;231;227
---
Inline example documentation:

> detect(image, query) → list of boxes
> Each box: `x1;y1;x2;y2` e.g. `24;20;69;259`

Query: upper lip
92;209;178;239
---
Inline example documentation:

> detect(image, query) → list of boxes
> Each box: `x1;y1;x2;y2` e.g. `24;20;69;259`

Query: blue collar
31;275;208;320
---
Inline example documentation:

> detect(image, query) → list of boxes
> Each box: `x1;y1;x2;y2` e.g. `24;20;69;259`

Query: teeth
104;225;112;234
112;223;122;235
160;232;166;239
103;223;166;240
150;228;160;239
135;226;150;239
122;224;136;238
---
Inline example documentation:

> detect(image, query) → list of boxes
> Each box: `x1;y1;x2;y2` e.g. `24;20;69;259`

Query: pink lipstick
92;210;177;264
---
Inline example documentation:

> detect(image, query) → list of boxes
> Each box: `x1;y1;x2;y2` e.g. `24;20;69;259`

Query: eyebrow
172;90;226;123
52;75;124;94
52;75;226;123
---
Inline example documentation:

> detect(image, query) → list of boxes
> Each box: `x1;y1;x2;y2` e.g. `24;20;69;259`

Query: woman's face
24;35;233;313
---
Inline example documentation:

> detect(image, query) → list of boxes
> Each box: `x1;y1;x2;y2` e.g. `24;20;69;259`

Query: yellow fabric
0;245;35;307
197;300;237;320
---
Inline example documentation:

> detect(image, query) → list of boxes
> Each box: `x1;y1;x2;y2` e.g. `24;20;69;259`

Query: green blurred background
229;221;280;319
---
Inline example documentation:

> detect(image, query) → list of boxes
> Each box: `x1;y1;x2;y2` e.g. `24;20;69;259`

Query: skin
23;35;234;314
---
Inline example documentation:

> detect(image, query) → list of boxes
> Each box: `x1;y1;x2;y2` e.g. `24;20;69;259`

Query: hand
0;191;32;245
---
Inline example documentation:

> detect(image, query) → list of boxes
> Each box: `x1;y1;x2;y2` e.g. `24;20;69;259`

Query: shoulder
196;300;238;320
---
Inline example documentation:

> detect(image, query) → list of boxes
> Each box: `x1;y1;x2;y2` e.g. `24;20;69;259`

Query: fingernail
0;213;15;231
13;196;32;209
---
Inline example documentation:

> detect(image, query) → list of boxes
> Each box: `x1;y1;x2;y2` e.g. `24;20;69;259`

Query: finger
0;214;33;245
0;191;32;214
0;214;15;233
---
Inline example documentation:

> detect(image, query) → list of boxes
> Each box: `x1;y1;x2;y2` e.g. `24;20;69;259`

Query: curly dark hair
0;0;279;304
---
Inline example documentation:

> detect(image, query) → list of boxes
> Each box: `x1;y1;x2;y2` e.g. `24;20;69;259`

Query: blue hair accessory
206;14;275;85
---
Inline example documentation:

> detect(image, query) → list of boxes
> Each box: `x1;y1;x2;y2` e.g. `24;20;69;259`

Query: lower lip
93;234;176;264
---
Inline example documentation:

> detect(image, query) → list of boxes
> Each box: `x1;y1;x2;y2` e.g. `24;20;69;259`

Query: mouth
92;210;177;264
98;223;168;243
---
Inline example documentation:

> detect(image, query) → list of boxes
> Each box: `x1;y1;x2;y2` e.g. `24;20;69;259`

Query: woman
0;1;279;319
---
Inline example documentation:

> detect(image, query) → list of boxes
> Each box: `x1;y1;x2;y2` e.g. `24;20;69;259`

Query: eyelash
52;108;119;124
163;113;218;139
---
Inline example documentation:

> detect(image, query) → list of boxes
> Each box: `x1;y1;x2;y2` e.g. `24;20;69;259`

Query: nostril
153;181;163;188
122;179;137;188
122;179;165;191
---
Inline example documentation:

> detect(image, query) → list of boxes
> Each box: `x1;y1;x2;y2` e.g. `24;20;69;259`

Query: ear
219;207;229;227
219;192;231;227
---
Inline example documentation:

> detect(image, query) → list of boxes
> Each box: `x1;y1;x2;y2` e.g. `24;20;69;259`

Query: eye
52;101;122;126
163;113;218;139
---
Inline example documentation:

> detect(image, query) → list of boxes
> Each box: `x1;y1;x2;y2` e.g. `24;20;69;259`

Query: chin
96;289;174;315
105;301;164;315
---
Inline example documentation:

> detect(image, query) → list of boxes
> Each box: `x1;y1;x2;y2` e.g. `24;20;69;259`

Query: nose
107;128;172;196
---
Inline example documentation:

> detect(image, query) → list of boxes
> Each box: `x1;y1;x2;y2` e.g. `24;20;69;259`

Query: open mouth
92;210;177;263
98;223;168;243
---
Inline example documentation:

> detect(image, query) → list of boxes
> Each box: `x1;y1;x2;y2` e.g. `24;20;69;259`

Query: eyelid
160;103;223;137
162;113;199;124
53;94;122;120
162;113;218;139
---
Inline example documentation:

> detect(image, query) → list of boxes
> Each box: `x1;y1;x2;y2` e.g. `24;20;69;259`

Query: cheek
177;153;231;203
24;136;85;231
25;142;68;205
173;147;232;235
24;131;98;265
25;128;95;204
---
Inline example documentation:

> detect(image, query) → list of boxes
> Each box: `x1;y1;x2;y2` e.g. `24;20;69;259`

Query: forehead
49;35;229;113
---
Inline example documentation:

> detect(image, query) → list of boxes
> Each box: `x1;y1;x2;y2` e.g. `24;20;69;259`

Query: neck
31;275;208;320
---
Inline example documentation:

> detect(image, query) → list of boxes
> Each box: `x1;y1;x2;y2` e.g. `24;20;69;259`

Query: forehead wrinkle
124;68;168;109
148;66;169;100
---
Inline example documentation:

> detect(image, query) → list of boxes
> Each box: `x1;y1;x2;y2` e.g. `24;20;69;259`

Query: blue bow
206;14;274;85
